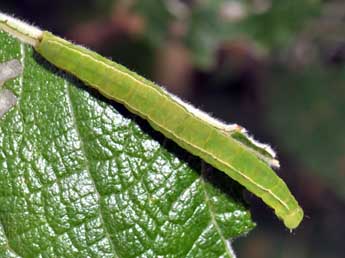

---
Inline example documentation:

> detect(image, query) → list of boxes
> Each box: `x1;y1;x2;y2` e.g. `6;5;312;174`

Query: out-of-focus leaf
266;65;345;199
242;0;321;48
133;0;321;68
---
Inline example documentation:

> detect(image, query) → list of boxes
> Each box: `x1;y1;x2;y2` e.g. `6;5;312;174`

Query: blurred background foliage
1;0;344;257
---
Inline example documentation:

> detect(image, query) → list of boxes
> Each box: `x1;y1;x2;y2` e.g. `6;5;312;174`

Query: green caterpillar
0;13;303;230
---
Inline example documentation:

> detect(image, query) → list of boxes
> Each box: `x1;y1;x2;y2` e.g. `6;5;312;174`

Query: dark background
1;1;344;257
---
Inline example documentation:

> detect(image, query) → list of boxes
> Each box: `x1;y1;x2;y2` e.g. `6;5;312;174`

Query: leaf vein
200;163;234;258
64;81;119;258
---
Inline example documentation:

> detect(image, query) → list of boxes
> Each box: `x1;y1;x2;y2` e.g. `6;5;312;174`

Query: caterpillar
0;13;303;230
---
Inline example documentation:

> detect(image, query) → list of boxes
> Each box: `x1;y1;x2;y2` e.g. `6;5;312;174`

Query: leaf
0;29;254;257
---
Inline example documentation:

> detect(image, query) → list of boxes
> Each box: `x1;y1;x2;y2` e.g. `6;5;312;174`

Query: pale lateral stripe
0;13;276;162
45;39;290;211
165;86;278;161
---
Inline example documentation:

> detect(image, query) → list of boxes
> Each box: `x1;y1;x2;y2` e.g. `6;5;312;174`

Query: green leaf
0;30;254;257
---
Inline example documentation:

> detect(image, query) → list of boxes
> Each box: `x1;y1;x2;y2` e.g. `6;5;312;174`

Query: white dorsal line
45;39;290;211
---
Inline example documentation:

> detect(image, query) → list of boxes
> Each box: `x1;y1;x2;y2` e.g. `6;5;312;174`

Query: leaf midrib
200;166;233;258
64;81;119;258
